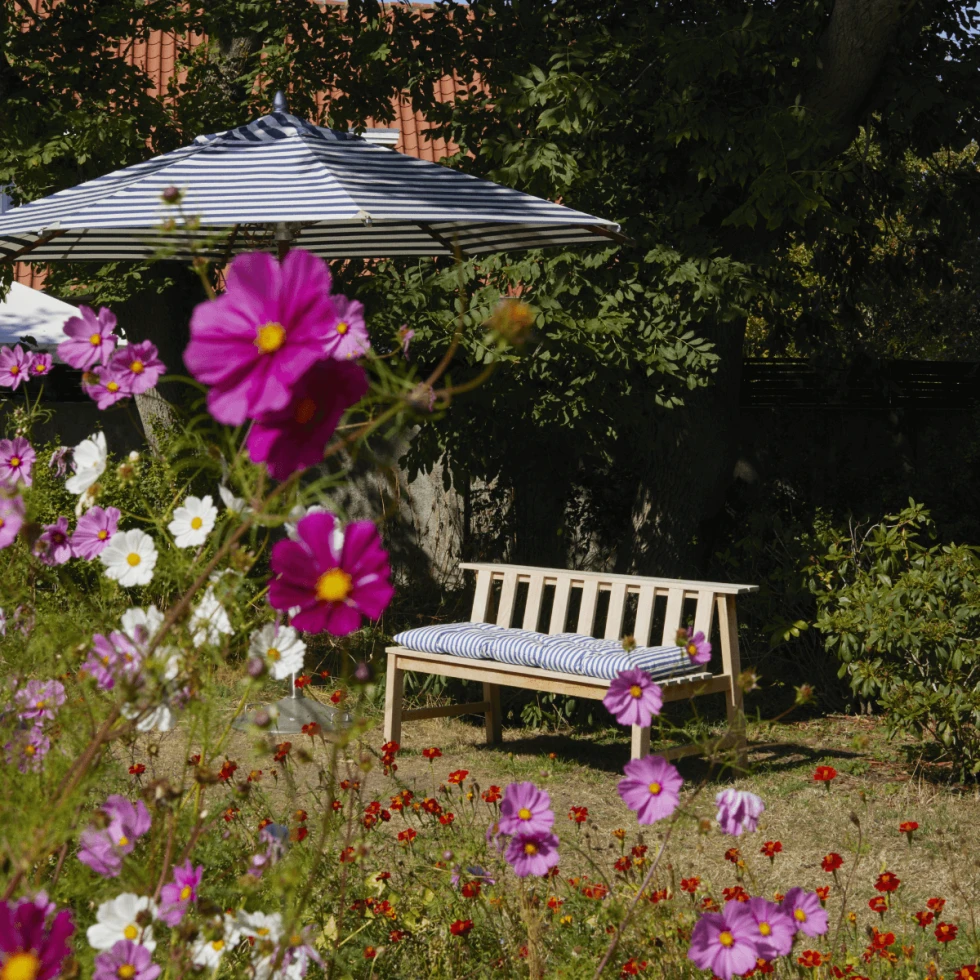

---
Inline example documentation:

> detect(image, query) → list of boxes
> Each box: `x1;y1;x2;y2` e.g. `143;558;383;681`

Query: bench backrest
459;562;757;649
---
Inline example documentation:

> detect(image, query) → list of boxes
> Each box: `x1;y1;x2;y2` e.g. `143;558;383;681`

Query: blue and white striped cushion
393;624;703;681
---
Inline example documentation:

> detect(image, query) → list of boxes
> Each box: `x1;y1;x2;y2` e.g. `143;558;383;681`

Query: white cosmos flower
218;484;248;515
65;431;107;495
121;605;165;648
190;588;233;647
87;893;157;951
191;936;230;969
100;529;158;587
248;624;306;680
123;702;175;732
232;910;283;944
168;494;217;548
284;504;329;541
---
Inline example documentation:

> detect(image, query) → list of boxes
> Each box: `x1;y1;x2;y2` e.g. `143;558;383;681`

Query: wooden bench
383;563;757;760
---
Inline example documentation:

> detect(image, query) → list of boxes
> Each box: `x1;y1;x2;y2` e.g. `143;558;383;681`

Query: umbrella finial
272;90;289;114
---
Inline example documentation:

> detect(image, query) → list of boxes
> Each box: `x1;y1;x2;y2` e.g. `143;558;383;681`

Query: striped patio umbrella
0;98;623;264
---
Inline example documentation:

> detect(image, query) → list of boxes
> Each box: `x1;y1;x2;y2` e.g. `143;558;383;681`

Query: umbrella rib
1;228;67;264
418;223;460;257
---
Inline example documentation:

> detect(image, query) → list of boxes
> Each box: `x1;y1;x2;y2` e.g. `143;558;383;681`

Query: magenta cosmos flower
0;437;36;488
15;679;66;722
0;345;34;389
78;795;152;878
81;632;143;691
617;754;683;824
687;900;760;980
603;668;663;728
498;782;554;836
505;831;560;878
741;897;794;959
82;365;131;409
59;305;118;370
0;896;74;980
7;724;51;774
108;341;166;395
268;511;394;635
29;352;53;379
780;887;828;937
246;359;367;480
184;250;340;425
329;294;371;360
157;860;203;926
0;494;25;549
715;788;765;837
93;940;160;980
34;517;73;566
71;506;121;560
682;627;712;665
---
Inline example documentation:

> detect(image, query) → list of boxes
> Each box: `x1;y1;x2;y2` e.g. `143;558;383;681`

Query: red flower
421;797;443;816
582;883;609;900
381;740;399;754
294;674;312;689
798;950;823;968
291;826;308;842
222;806;239;822
447;769;469;785
927;897;947;913
319;669;330;679
248;769;263;783
218;759;238;781
128;763;146;776
422;747;442;760
273;742;291;763
915;911;935;928
547;896;563;911
870;928;896;950
700;895;719;912
330;690;344;704
439;813;455;825
813;766;838;783
331;800;342;812
620;959;647;978
301;722;321;737
936;923;958;943
680;877;701;894
815;886;830;903
186;753;201;766
722;886;750;903
614;856;632;874
648;888;669;903
875;872;901;893
482;786;502;803
461;881;481;899
397;828;417;844
389;930;407;943
376;871;392;881
724;847;741;864
953;967;979;980
631;844;648;862
868;897;888;914
364;947;376;959
760;841;782;860
899;820;918;834
258;818;273;830
450;919;473;937
821;853;843;873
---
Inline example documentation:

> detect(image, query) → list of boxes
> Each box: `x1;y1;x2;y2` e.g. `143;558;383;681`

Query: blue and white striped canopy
0;111;622;262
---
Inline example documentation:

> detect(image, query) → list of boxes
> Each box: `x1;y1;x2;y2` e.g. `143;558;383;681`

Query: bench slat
549;575;572;634
576;579;600;636
604;583;628;641
471;570;493;623
661;588;685;645
634;584;655;646
495;572;518;628
522;574;545;631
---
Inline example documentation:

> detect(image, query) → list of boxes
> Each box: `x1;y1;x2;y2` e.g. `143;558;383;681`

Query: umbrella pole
275;222;293;260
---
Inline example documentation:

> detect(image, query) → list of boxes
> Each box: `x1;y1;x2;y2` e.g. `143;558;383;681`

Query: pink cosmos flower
329;293;371;360
0;895;74;980
157;860;203;926
0;437;36;488
617;754;683;825
268;511;394;635
71;506;121;560
184;250;340;425
0;345;34;389
687;900;760;980
246;359;368;480
81;632;143;691
780;887;829;937
505;831;560;878
603;668;663;728
108;341;166;395
742;897;795;959
78;795;151;878
682;627;712;665
82;365;131;409
6;724;51;774
59;305;118;370
15;680;66;722
93;940;160;980
0;494;25;549
33;517;73;566
399;326;415;358
29;353;53;379
715;788;765;836
498;782;555;836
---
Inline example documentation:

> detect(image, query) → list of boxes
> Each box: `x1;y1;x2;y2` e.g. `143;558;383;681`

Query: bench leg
719;595;748;768
630;725;651;760
483;682;502;746
383;654;405;747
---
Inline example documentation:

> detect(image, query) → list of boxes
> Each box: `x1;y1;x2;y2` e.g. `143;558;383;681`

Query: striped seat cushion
393;623;703;681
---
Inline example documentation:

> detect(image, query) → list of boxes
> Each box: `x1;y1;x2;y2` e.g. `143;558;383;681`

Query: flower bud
353;661;373;684
161;186;183;204
247;657;267;679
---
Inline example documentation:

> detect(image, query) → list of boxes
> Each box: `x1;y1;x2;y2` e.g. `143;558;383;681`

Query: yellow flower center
180;886;192;900
518;807;532;820
35;700;45;710
1;951;41;980
255;322;286;353
266;647;281;661
98;530;108;540
629;684;643;698
718;931;734;948
256;928;270;937
117;836;129;846
107;381;120;392
117;966;136;980
794;909;807;922
130;360;144;374
293;397;317;425
758;922;771;936
336;321;349;335
210;940;224;952
9;456;20;468
10;366;19;376
523;842;538;855
315;568;352;603
123;924;139;941
33;363;45;373
24;745;35;756
686;643;697;657
0;518;4;530
126;553;141;567
648;781;662;795
90;333;102;346
190;516;203;530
